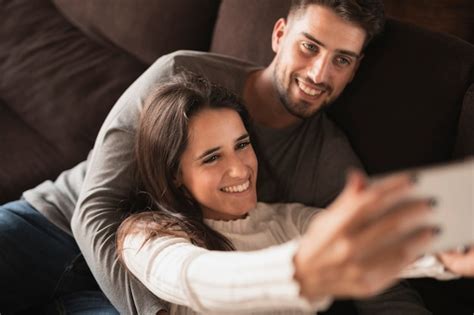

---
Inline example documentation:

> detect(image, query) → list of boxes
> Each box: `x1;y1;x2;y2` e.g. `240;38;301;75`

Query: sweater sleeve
282;203;321;235
70;53;177;315
400;255;460;280
122;234;332;314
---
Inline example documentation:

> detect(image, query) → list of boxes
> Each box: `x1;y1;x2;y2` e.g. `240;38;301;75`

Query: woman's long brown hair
116;72;254;254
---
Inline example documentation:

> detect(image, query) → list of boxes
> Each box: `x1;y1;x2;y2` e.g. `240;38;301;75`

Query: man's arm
71;53;176;314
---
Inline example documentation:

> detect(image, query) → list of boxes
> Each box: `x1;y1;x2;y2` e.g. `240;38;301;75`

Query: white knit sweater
122;202;457;315
122;202;331;314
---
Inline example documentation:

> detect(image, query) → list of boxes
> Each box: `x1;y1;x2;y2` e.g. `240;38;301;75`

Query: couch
1;0;473;314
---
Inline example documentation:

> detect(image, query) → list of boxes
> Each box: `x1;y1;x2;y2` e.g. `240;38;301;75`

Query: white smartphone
405;158;474;253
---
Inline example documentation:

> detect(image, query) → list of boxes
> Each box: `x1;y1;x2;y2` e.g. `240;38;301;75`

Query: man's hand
294;170;436;301
439;247;474;277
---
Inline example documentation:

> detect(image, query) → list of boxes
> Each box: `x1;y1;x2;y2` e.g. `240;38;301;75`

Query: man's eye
302;42;318;52
236;141;250;150
335;56;351;66
203;155;219;164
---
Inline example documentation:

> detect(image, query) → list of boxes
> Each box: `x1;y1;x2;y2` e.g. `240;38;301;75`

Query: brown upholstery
211;0;290;66
0;0;147;201
52;0;221;64
0;101;62;201
328;18;474;173
1;0;473;312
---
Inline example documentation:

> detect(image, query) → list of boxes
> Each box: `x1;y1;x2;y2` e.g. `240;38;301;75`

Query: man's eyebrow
301;32;361;59
235;134;249;142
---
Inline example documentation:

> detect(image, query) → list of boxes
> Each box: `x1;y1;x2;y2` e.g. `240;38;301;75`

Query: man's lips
295;78;330;97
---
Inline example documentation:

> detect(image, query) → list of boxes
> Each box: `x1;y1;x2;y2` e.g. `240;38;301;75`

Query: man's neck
243;67;302;129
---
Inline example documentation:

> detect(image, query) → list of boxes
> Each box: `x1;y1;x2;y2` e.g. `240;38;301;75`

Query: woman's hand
438;247;474;277
294;170;436;301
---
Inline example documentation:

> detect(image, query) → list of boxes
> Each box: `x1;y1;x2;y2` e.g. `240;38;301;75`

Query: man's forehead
288;5;366;54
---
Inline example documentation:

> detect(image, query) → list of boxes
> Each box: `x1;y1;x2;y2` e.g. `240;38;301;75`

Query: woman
116;72;440;314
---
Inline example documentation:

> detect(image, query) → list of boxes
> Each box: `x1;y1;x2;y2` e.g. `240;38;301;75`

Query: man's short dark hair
289;0;385;46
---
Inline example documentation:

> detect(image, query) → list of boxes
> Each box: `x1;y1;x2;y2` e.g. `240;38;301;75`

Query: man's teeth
297;80;323;96
221;180;250;193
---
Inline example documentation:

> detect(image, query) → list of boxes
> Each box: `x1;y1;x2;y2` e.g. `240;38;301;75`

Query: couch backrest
52;0;221;64
1;0;473;202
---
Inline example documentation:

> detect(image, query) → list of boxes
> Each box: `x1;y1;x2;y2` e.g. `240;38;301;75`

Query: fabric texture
122;202;329;315
0;102;59;202
211;0;290;66
327;19;474;174
52;0;221;64
0;201;107;313
0;0;146;204
122;201;451;315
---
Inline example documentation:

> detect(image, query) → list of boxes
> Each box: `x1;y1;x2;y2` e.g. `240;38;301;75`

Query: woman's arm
122;234;328;314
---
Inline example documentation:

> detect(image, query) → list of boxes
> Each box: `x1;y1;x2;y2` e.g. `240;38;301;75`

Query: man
0;0;436;314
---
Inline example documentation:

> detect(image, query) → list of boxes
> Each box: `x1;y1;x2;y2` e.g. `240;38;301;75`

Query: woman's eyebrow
196;133;250;160
196;147;220;160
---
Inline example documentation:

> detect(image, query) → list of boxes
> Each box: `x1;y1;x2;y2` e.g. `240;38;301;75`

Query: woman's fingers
346;226;436;298
350;199;433;252
438;247;474;276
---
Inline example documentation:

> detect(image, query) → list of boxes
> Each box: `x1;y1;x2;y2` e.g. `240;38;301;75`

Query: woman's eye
203;155;219;164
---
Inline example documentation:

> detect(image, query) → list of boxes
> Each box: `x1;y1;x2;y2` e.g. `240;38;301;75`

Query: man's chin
287;102;326;119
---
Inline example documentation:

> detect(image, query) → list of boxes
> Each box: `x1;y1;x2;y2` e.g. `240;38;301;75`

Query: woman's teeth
221;180;250;193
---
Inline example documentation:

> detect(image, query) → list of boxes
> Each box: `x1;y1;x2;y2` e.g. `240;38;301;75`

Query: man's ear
271;18;287;53
349;54;364;82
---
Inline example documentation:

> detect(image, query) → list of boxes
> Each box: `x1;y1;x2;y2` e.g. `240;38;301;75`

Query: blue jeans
0;200;118;314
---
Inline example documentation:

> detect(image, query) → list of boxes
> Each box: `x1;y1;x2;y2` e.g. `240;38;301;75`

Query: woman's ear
173;169;183;188
173;178;181;188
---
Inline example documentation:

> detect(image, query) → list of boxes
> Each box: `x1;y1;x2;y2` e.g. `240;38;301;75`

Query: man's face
271;5;366;118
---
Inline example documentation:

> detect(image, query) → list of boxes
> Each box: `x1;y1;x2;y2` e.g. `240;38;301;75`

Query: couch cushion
0;0;146;199
52;0;221;64
0;101;67;203
211;0;289;66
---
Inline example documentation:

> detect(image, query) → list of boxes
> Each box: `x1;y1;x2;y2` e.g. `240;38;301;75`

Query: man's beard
272;61;332;119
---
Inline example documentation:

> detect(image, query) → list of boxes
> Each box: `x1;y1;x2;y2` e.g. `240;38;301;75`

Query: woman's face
179;108;258;220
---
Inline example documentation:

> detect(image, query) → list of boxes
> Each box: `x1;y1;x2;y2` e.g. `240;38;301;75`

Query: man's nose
308;54;331;83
